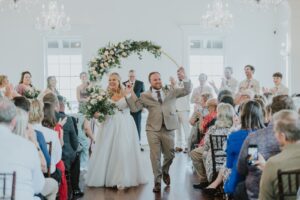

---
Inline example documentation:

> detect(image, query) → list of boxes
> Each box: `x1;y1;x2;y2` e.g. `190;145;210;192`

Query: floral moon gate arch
88;40;179;81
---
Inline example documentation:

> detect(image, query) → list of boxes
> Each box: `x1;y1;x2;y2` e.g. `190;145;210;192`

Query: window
189;37;224;91
45;37;82;113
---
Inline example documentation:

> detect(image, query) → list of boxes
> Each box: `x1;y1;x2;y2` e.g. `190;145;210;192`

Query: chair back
209;134;227;181
277;168;300;200
46;141;52;177
0;171;16;200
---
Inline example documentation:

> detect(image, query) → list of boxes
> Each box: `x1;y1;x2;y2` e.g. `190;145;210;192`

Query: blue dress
224;129;253;194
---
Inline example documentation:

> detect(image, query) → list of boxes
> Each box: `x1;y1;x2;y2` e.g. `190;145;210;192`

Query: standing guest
0;97;45;200
170;67;192;153
44;76;60;95
224;100;265;195
210;67;238;95
237;95;296;200
238;65;260;95
262;72;289;96
76;72;90;112
258;110;300;200
0;75;20;99
16;71;36;96
123;69;145;151
191;73;214;111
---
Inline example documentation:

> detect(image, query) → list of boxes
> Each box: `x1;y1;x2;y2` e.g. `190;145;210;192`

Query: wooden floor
80;147;220;200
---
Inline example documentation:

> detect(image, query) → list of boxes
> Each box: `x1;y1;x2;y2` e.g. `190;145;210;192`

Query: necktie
156;91;163;104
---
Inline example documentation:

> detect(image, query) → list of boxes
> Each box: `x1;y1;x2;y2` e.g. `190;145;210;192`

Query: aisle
81;148;219;200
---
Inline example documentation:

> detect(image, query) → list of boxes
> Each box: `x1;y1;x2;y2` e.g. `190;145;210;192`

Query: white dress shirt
151;88;165;102
175;81;190;112
0;125;45;200
32;124;62;174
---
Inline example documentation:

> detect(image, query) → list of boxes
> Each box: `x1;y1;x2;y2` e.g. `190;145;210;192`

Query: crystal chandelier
201;0;234;30
35;0;71;31
243;0;285;9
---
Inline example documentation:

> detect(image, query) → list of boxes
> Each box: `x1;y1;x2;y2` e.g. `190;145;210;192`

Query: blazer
55;112;79;170
126;80;192;131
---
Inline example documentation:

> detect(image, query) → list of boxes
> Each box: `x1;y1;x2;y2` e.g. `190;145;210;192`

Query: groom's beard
151;85;162;90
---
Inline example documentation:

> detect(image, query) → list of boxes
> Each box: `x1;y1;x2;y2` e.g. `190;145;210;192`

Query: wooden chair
46;141;52;177
0;171;16;200
209;134;228;181
277;168;300;200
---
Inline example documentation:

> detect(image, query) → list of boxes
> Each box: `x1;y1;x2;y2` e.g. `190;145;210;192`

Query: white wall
0;0;291;92
289;0;300;93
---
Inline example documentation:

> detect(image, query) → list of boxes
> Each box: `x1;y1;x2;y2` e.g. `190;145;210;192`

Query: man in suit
126;67;192;193
123;69;145;151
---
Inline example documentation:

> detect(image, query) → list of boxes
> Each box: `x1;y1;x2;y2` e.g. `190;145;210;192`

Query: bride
85;72;147;189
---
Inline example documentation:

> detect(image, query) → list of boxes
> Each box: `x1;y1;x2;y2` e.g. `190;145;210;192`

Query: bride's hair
107;72;124;96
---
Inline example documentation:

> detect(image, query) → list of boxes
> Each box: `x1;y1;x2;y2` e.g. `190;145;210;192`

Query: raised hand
169;76;176;86
125;82;133;95
58;117;68;127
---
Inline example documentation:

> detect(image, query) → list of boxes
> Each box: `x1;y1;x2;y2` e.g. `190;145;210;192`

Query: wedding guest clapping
0;75;20;99
262;72;289;96
210;67;238;95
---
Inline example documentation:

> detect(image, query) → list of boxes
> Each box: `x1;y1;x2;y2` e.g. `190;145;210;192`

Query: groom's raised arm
125;92;144;113
174;79;192;98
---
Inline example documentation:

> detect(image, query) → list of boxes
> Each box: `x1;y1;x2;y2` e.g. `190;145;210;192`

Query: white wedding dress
85;97;147;188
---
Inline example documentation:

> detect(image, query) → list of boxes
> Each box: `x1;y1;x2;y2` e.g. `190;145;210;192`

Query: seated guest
262;72;289;96
29;99;62;183
198;98;218;143
238;65;260;95
217;89;233;103
235;89;254;114
219;95;235;108
16;71;36;96
42;102;68;200
237;95;296;200
0;97;45;200
224;100;265;195
13;108;58;200
13;96;51;172
258;110;300;200
0;75;20;99
43;93;83;198
202;103;235;183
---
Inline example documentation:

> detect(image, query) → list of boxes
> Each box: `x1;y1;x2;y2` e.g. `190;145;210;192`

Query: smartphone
248;144;258;166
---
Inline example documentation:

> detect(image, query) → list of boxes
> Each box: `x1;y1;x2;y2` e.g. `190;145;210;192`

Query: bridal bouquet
82;85;117;123
24;88;40;99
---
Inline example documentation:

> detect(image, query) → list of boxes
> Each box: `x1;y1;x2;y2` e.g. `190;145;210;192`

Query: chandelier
201;0;234;30
242;0;285;9
35;0;71;31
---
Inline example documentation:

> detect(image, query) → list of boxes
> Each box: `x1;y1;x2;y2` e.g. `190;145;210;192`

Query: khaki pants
190;146;207;183
41;178;58;200
147;126;175;184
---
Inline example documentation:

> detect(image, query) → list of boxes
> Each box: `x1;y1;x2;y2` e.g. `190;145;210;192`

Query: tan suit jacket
126;80;192;131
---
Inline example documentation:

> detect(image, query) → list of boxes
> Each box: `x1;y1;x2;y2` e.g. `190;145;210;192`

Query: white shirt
32;124;62;174
0;125;45;200
175;81;190;111
151;88;165;102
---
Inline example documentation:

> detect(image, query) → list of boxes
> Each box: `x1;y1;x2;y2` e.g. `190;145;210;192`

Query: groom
126;67;192;193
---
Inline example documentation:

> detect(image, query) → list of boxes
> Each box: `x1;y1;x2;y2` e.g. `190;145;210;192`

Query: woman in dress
76;72;89;111
0;75;20;99
85;72;146;189
16;71;35;96
44;76;60;95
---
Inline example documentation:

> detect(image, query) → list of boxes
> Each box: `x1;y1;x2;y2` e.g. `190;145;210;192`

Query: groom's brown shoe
163;173;170;186
152;182;161;193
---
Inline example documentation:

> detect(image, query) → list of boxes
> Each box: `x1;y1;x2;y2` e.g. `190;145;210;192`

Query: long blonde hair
13;108;29;138
107;72;125;97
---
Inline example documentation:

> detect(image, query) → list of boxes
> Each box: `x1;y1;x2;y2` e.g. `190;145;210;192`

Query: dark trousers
131;111;142;141
234;181;249;200
66;154;81;199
